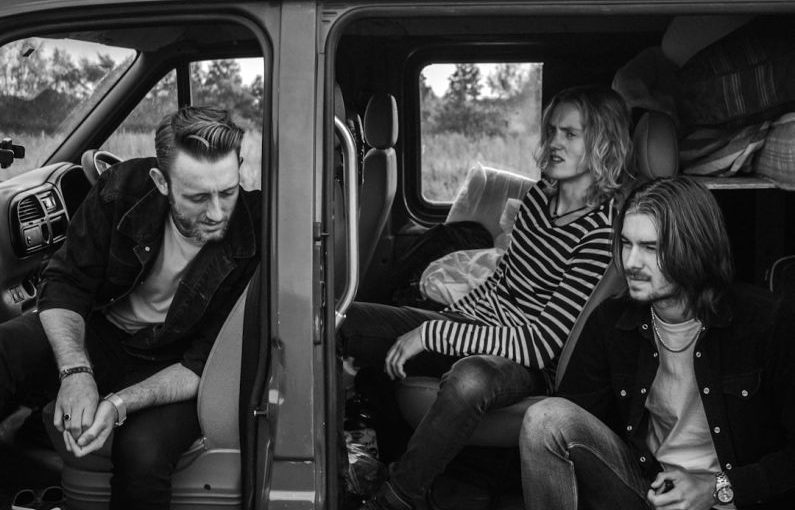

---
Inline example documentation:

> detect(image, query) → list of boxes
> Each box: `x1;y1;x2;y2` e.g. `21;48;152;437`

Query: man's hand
385;326;425;380
63;399;118;457
647;469;716;510
54;372;99;439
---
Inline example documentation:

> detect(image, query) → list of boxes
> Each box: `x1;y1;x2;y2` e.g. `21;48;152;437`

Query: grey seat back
359;93;398;276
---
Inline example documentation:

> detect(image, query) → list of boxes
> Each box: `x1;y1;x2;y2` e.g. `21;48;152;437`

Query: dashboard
0;163;92;321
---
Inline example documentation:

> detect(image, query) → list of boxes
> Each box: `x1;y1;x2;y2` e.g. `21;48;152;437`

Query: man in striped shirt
342;85;633;510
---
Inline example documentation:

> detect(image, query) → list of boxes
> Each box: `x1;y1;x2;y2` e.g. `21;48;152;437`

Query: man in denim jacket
0;106;260;509
520;177;795;510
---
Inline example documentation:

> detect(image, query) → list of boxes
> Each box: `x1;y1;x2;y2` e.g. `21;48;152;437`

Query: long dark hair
613;177;734;322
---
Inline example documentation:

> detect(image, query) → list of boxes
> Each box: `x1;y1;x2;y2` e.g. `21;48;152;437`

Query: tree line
0;38;263;134
420;63;542;139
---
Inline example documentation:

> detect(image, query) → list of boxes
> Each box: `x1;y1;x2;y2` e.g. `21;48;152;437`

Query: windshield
0;37;136;179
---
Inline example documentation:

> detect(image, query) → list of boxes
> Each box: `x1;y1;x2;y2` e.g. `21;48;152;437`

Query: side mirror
0;138;25;168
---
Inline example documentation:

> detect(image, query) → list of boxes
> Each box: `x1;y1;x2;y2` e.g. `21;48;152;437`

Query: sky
422;63;500;97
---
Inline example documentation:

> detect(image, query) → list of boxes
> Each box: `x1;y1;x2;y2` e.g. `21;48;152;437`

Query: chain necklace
650;306;703;354
549;190;589;221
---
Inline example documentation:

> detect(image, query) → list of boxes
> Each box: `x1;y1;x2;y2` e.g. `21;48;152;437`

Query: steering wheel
80;149;123;186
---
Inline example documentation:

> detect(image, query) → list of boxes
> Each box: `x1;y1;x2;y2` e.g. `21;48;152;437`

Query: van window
191;58;264;190
101;58;265;191
0;37;135;179
420;62;543;202
101;70;177;160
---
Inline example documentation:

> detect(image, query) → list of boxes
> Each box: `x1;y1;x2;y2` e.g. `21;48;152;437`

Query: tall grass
421;131;541;202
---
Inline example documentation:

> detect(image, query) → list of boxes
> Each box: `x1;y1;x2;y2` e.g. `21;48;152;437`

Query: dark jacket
558;284;795;509
37;157;261;376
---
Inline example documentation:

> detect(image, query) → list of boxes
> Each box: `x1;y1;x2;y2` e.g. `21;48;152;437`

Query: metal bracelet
58;365;94;382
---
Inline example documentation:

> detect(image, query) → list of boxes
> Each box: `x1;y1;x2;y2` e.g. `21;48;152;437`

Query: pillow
755;112;795;190
681;121;770;176
446;163;535;240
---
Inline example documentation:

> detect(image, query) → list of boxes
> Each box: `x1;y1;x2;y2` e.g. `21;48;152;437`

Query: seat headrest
364;93;398;149
632;110;679;180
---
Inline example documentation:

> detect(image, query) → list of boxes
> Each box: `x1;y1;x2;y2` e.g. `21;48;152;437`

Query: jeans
520;397;651;510
340;302;548;507
0;312;200;510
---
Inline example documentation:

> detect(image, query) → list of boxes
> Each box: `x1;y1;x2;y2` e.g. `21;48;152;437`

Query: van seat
43;278;254;509
359;93;399;276
394;107;676;447
395;260;625;447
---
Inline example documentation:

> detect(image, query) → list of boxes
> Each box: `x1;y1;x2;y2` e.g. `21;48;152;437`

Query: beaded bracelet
58;365;94;382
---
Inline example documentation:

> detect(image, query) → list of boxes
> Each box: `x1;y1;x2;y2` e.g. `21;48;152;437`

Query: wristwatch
714;471;734;504
104;392;127;427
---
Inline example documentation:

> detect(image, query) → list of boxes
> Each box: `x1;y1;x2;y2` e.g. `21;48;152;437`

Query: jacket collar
117;186;257;259
615;289;733;330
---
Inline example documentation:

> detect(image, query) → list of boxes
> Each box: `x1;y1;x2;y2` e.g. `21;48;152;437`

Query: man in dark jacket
520;177;795;510
0;106;260;509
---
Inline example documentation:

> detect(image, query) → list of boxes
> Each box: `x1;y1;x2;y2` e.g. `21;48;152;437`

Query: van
1;1;794;508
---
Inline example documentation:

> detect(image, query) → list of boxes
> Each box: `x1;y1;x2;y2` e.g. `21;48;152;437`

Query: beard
625;269;682;305
169;197;229;245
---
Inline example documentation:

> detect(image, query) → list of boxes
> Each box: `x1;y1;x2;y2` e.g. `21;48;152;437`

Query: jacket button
626;425;633;432
620;389;627;397
703;387;710;395
640;456;646;463
713;426;721;433
695;351;702;358
726;463;732;470
641;324;648;330
741;390;749;397
145;246;151;252
640;388;647;394
653;352;658;358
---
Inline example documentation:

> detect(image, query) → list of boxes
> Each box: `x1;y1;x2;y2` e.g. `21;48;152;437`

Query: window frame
402;43;549;224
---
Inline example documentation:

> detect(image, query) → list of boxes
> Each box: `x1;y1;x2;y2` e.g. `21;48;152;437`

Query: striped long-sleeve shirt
419;181;613;370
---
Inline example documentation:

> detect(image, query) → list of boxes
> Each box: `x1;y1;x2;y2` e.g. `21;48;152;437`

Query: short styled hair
535;85;632;206
613;177;734;322
155;106;244;181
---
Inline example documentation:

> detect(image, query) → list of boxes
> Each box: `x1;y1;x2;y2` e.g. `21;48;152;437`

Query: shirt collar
118;187;257;259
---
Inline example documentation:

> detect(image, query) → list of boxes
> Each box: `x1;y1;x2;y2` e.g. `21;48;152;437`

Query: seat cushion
42;401;205;473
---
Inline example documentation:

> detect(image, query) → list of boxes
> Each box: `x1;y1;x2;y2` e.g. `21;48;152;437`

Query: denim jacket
37;157;261;376
558;284;795;509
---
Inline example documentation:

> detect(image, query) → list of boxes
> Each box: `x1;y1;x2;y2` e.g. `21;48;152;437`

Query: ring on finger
64;413;71;422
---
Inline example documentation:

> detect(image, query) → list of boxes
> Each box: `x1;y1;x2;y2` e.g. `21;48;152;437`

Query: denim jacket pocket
721;370;762;400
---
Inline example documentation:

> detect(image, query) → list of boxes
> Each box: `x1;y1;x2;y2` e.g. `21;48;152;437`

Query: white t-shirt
105;215;202;333
646;313;735;510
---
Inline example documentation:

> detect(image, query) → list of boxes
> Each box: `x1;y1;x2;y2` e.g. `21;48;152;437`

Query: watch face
717;486;734;504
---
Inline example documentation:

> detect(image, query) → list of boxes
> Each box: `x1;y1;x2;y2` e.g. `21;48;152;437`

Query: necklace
650;306;703;354
549;190;589;221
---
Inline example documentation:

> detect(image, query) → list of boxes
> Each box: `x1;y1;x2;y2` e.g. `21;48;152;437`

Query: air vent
17;195;44;223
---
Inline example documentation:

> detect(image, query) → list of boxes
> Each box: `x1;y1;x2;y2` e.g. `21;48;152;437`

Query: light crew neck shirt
105;214;202;333
646;313;735;510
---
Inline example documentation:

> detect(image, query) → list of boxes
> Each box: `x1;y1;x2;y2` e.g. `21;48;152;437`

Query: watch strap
103;392;127;427
714;471;733;503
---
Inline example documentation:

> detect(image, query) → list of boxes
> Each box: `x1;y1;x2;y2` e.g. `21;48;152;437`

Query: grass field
420;131;540;202
1;129;538;202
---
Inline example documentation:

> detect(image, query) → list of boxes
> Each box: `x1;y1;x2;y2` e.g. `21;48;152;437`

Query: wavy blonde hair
535;85;632;206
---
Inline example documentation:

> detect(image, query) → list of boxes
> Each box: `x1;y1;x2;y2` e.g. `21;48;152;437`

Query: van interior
1;3;795;509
